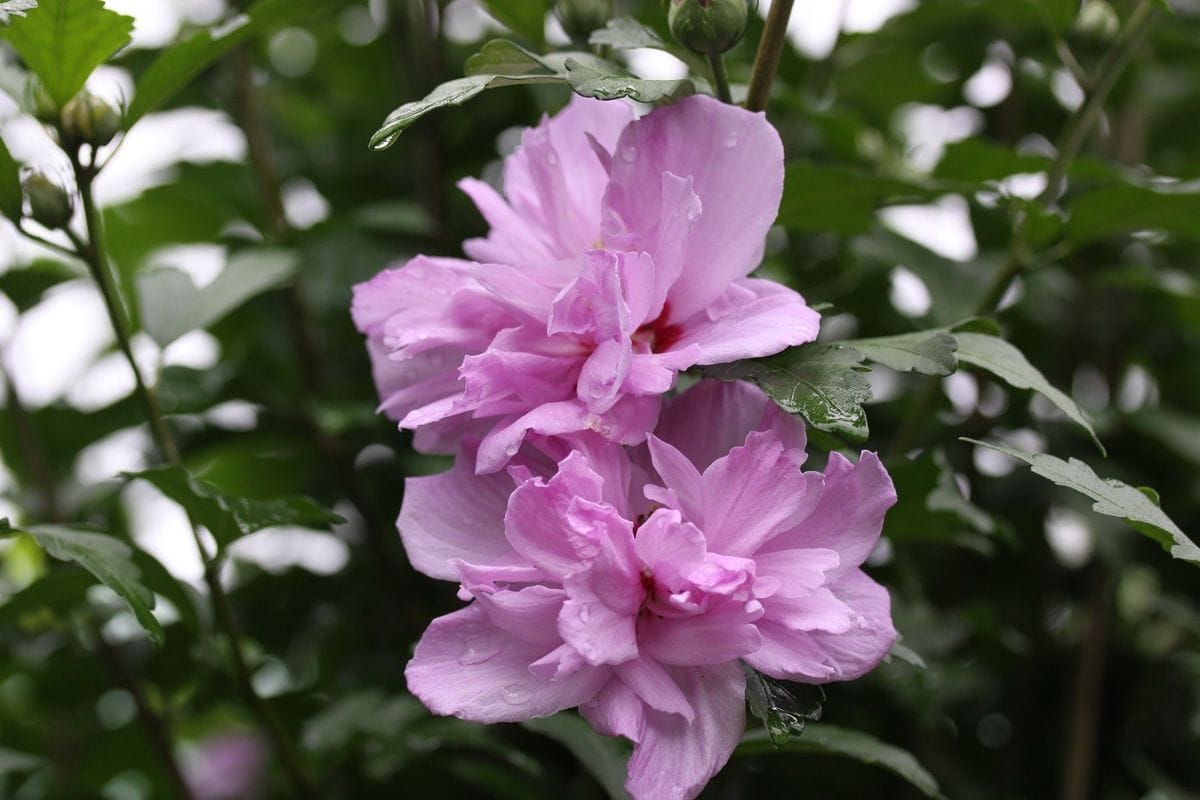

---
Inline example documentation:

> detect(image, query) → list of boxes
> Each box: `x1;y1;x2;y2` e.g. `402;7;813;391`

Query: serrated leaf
124;0;349;128
965;440;1199;565
563;57;694;104
137;247;298;347
522;714;631;800
744;666;825;747
124;465;345;551
844;331;958;375
370;73;561;150
706;344;872;442
737;724;945;799
2;521;164;646
588;17;667;49
0;132;20;222
464;38;555;77
0;0;133;107
954;332;1103;454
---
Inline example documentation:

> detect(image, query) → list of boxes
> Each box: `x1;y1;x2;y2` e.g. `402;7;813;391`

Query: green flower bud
26;80;59;124
22;172;73;230
668;0;748;57
60;91;121;150
556;0;613;42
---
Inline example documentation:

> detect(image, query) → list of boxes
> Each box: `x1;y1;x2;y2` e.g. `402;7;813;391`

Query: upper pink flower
353;95;819;472
401;380;897;800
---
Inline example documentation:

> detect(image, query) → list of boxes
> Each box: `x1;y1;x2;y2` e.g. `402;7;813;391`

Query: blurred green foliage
0;1;1198;799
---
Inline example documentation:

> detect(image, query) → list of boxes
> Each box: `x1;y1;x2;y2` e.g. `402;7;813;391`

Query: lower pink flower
400;381;898;800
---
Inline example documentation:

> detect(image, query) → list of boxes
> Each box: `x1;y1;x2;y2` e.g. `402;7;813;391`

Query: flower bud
556;0;612;42
668;0;748;57
60;91;121;150
26;81;59;124
22;172;73;230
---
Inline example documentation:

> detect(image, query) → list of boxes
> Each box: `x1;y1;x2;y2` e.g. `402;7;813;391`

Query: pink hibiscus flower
353;95;820;472
401;380;897;800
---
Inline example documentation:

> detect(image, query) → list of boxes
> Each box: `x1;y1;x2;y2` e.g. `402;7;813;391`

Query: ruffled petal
405;605;610;723
669;278;820;366
623;661;746;800
397;446;519;580
603;95;784;320
760;451;896;576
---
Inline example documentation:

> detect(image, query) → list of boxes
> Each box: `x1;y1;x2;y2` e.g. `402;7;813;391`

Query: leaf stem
886;0;1157;457
745;0;795;112
66;151;319;800
708;52;733;104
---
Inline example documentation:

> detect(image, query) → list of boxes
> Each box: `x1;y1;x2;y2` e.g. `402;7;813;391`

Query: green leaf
137;247;298;347
2;521;164;646
522;714;632;800
844;331;958;375
1067;184;1200;243
744;667;825;747
933;139;1050;184
464;38;556;77
706;344;872;442
953;332;1103;454
562;57;694;104
478;0;547;47
779;164;934;235
124;0;349;128
0;131;21;222
588;17;667;50
370;73;560;150
737;724;945;799
0;0;133;107
965;440;1200;566
124;465;345;551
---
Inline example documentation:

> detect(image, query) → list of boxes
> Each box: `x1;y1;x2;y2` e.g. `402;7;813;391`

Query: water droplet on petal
724;130;739;148
501;684;532;705
579;604;590;621
620;145;637;162
458;636;502;665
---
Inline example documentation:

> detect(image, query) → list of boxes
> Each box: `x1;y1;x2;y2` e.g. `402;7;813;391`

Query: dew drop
724;130;739;148
458;637;502;666
619;145;638;162
579;604;590;621
501;684;532;705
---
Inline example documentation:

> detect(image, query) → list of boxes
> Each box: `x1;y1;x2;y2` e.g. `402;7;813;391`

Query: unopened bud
556;0;612;42
23;172;73;230
668;0;748;57
60;91;121;150
27;81;59;124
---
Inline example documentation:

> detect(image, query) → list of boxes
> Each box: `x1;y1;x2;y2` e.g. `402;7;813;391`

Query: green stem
886;0;1157;458
745;0;795;112
67;152;319;800
708;52;733;104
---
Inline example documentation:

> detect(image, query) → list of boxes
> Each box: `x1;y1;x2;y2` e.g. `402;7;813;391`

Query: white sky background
0;1;1122;591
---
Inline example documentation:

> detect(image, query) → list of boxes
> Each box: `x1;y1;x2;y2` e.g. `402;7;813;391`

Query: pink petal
645;436;703;523
753;548;841;593
760;451;896;576
559;578;639;666
670;278;820;366
397;447;519;580
603;95;784;320
623;661;746;800
581;678;646;742
746;570;896;683
700;431;824;557
405;605;610;723
503;451;608;577
474;585;566;647
654;379;807;474
615;657;694;722
638;602;763;666
633;509;706;571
